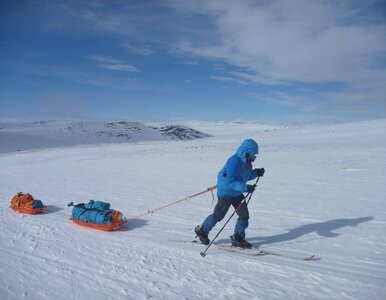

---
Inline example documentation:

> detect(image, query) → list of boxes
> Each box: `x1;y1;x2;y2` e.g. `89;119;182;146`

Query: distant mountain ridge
0;120;211;154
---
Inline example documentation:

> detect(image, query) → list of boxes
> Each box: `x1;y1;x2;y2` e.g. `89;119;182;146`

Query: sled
69;218;127;231
11;206;45;215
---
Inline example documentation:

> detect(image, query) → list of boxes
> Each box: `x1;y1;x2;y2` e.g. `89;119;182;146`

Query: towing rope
128;185;217;220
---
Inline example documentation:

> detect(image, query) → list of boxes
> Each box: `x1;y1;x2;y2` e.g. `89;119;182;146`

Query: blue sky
1;0;386;124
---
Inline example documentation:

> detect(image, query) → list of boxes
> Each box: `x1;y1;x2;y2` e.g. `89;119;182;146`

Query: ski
173;239;319;261
217;245;319;261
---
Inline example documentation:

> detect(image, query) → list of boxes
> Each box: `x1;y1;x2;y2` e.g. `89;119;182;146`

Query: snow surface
0;120;385;300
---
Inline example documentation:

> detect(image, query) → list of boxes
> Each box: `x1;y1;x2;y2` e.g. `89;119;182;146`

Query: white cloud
173;0;386;87
169;0;386;119
87;55;139;72
100;64;138;72
251;91;314;107
323;88;386;114
124;44;154;56
210;75;248;85
87;55;121;64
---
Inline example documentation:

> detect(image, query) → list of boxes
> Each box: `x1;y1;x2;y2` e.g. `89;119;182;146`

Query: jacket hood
236;139;259;163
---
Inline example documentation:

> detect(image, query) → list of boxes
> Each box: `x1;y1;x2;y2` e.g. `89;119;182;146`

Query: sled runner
11;206;45;215
69;218;126;231
10;193;45;215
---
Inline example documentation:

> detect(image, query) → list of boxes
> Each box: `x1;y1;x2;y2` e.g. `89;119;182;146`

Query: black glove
246;184;255;193
256;168;265;177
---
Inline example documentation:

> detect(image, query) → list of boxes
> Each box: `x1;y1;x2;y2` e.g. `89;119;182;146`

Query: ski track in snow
0;120;386;299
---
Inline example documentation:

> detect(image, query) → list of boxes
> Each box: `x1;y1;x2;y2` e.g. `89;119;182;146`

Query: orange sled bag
10;193;44;214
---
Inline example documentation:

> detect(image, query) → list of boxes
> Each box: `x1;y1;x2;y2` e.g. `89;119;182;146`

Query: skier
195;139;265;248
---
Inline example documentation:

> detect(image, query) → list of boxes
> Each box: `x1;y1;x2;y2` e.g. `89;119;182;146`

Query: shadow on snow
117;218;148;232
216;216;374;247
43;205;64;214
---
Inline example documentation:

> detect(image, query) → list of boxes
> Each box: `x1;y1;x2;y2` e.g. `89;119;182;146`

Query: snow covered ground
0;119;385;300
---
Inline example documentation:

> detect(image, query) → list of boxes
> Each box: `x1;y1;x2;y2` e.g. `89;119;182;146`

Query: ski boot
195;225;210;245
230;233;252;249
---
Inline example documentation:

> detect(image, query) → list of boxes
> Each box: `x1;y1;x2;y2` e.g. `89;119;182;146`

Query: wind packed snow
0;120;385;299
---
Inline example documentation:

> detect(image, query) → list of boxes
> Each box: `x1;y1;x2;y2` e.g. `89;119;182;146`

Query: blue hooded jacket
217;139;259;197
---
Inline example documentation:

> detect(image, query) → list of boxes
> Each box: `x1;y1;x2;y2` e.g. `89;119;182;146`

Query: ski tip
200;252;206;257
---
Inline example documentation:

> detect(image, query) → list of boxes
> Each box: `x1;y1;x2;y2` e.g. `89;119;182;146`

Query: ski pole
200;177;260;257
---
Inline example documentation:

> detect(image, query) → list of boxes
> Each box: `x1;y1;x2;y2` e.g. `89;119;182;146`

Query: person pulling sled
195;139;264;248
